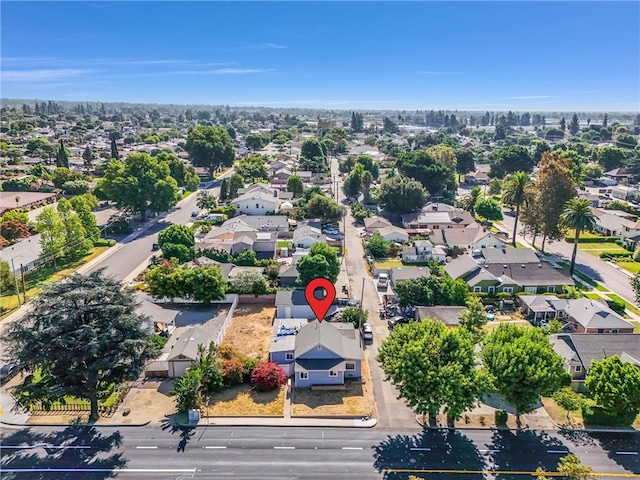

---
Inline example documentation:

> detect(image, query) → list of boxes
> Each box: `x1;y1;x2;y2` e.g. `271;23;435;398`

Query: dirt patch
204;384;285;416
542;397;584;428
292;351;377;417
222;305;275;360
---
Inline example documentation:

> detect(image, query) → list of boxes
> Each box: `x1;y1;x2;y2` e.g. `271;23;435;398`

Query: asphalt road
2;425;639;479
497;209;638;304
87;176;230;282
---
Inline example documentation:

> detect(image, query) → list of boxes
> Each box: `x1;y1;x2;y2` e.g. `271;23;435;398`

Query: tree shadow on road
489;428;569;479
0;425;125;480
589;431;640;474
160;415;196;453
373;427;485;479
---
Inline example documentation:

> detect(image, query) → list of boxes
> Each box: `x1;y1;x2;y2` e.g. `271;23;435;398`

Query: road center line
616;451;639;455
204;446;227;449
342;447;364;450
274;446;295;450
135;446;158;449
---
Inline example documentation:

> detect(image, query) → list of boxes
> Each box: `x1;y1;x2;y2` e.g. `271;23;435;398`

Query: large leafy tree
488;146;533;178
35;206;66;259
377;175;428;214
236;154;269;181
455;148;475;175
560;198;596;275
300;137;328;172
55;139;69;168
557;454;597;480
185;125;235;178
98;153;179;220
502;171;533;246
303;194;345;223
158;224;196;263
460;186;482;214
4;271;157;421
366;232;391;258
474;197;503;221
396;149;455;198
57;198;92;259
458;296;488;342
481;323;569;421
196;190;217;211
377;319;485;425
155;151;200;191
297;242;340;285
585;355;640;420
286;175;304;198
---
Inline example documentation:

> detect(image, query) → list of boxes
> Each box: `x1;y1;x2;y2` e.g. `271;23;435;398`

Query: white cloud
1;69;92;82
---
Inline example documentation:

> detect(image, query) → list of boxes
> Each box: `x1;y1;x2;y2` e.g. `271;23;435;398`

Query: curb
168;417;378;429
0;419;151;428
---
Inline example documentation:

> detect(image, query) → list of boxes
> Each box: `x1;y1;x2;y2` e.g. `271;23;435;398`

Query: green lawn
606;293;640;314
618;262;640;274
374;259;403;269
277;240;293;248
578;243;629;254
583;293;603;300
573;270;597;287
595;284;609;292
565;230;613;241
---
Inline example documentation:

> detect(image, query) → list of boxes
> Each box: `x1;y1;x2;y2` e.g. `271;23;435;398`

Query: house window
432;225;440;229
256;203;260;209
345;362;355;370
612;329;619;334
285;353;293;360
597;329;605;334
329;371;338;377
547;286;556;293
300;372;308;379
488;286;495;294
473;287;482;293
503;287;514;293
574;365;582;372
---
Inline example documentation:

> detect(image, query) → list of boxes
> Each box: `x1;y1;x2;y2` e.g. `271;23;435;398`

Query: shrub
606;299;626;315
495;409;508;427
250;361;286;392
217;344;238;360
222;358;245;386
239;355;259;380
599;252;632;260
149;334;168;351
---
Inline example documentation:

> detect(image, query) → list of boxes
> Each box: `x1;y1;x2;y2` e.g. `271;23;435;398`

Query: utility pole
20;263;27;302
10;256;22;306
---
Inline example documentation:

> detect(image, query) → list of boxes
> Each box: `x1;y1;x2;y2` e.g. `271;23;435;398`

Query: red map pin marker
305;277;336;323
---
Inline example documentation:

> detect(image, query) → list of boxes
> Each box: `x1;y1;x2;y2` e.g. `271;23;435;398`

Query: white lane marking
410;447;431;451
479;449;499;453
616;451;639;455
204;446;227;449
135;446;158;449
342;447;364;450
547;450;569;454
274;446;295;450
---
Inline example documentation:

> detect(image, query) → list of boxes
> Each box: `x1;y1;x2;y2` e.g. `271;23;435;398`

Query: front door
488;286;495;295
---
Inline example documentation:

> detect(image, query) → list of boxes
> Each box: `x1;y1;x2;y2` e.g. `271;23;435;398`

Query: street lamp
10;254;24;307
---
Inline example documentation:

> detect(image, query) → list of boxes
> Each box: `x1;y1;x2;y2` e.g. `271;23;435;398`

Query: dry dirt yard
221;305;275;360
205;384;285;416
292;350;377;417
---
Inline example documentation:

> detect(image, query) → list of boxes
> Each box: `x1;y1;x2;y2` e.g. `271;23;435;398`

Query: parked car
151;243;160;251
377;273;389;290
0;361;20;383
387;316;409;330
191;210;199;217
362;323;373;340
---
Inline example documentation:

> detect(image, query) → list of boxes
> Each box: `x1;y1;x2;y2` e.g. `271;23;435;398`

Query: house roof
294;320;363;360
444;255;480;280
417;306;466;326
391;266;430;283
278;264;299;279
414;240;433;248
293;224;325;243
275;289;307;306
363;216;392;230
550;333;640;372
440;227;495;247
376;226;409;239
166;326;210;361
564;298;635;330
519;295;570;313
269;318;310;353
480;248;539;264
295;358;344;372
231;214;289;230
484;263;571;287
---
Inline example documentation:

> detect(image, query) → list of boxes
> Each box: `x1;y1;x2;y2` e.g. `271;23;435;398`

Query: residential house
389;266;430;289
604;168;634;185
232;184;281;215
438;227;504;252
401;240;447;264
363;216;392;232
230;231;277;258
269;318;310;377
550;333;640;379
592;212;627;237
230;214;290;232
188;257;236;282
577;190;601;208
564;298;636;333
518;295;570;322
464;171;489;185
375;226;410;243
275;290;338;319
611;184;640;201
402;204;475;232
294;320;363;388
416;306;466;327
477;247;539;264
293;223;326;249
278;264;299;288
166;326;210;377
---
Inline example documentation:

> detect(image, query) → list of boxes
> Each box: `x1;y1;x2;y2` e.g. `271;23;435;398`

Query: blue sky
2;1;639;111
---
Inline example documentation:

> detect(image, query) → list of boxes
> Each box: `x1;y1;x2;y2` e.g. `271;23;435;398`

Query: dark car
0;361;20;383
387;316;409;330
151;243;160;251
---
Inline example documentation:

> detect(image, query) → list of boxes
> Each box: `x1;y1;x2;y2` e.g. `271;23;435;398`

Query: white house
232;190;280;215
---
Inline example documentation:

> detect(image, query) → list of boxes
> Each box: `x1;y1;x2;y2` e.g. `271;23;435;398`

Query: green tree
0;260;15;294
35;206;65;259
219;178;229;201
68;196;100;243
560;198;596;275
559;117;566;132
377;319;485;425
57;198;92;258
458;296;488;342
155;151;200;191
569;114;580;136
557;454;597;480
304;195;345;223
185;125;235;178
296;254;331;286
98;153;179;220
158;224;195;263
196;190;217;211
1;209;29;225
286;175;304;198
170;368;203;411
502;171;534;246
245;134;267;151
186;264;226;303
236;154;269;181
488;146;533;178
300;137;328;172
455;148;475;176
227;173;244;199
56;139;69;168
585;355;640;419
596;146;627;171
145;259;186;301
488;178;502;196
82;145;95;170
110;137;120;160
5;271;157;421
460;186;482;214
474;198;503;221
366;232;391;258
396;149;455;199
234;249;258;266
341;306;368;329
229;269;268;294
361;170;374;201
377;175;428;213
481;323;569;422
553;387;587;422
582;162;603;180
52;167;86;188
342;164;364;197
382;116;400;134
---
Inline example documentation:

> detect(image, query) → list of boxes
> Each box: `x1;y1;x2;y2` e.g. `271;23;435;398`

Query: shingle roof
480;248;539;264
564;298;635;330
483;263;571;287
294;320;363;360
444;255;480;280
167;326;211;361
551;333;640;373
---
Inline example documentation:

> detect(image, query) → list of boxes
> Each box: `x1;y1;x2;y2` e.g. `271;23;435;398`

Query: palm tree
502;171;533;246
560;198;596;275
461;186;482;215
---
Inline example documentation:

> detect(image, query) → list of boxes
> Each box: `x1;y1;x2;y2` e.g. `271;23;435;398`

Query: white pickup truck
377;273;389;290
